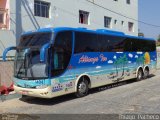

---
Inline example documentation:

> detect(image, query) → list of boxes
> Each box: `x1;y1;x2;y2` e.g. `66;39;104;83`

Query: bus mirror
40;43;50;62
3;46;17;61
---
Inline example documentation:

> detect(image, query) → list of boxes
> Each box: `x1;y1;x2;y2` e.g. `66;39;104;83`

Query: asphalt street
0;70;160;116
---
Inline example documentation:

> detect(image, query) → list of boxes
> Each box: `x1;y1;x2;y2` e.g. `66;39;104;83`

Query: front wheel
136;69;143;81
75;78;89;98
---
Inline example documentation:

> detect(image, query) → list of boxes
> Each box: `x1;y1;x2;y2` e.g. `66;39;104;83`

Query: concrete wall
18;0;138;36
0;61;13;87
0;0;138;53
0;0;9;8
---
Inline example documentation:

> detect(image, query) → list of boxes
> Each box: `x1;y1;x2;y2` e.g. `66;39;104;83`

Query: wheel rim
138;70;142;80
144;70;149;78
78;81;87;94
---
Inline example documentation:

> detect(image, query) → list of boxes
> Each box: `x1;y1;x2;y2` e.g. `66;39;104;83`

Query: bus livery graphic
3;27;157;98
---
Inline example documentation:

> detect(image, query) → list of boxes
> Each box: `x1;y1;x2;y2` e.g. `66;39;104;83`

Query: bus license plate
21;91;28;95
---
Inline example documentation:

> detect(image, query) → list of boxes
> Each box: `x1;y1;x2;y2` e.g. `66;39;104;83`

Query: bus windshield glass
18;32;52;47
14;32;52;80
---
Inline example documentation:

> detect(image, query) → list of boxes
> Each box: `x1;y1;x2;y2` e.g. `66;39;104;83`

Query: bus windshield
19;32;52;47
14;32;52;80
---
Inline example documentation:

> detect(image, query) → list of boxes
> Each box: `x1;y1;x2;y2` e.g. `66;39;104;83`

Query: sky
139;0;160;40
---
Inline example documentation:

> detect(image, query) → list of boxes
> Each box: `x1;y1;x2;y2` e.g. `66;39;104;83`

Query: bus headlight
36;85;48;89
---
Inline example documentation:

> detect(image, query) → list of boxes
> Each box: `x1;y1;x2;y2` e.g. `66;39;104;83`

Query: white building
0;0;138;56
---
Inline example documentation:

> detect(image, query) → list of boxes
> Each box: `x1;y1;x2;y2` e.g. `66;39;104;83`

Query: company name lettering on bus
35;80;45;85
79;54;107;64
100;54;107;62
52;84;63;92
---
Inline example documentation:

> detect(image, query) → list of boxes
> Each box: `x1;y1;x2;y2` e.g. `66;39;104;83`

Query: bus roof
22;27;155;41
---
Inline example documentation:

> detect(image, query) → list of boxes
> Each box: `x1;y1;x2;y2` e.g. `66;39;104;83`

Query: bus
3;27;157;98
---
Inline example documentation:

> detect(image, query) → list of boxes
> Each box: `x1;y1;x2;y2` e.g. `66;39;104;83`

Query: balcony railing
0;8;9;29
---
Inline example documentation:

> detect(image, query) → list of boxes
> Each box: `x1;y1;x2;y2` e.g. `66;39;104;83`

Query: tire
75;78;89;98
143;69;149;79
136;69;143;81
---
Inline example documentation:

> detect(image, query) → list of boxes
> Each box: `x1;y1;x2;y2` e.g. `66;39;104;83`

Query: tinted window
149;40;156;51
74;32;156;53
54;31;72;53
19;33;51;47
75;32;98;53
98;35;125;52
125;38;156;52
51;31;72;77
75;32;125;53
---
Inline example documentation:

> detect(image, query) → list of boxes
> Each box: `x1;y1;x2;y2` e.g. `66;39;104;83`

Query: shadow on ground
19;75;155;106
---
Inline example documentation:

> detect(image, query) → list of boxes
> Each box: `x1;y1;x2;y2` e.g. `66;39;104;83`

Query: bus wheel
21;95;27;99
143;68;149;79
75;78;89;98
136;69;143;81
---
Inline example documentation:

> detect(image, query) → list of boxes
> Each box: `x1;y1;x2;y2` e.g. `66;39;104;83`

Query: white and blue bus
3;27;157;98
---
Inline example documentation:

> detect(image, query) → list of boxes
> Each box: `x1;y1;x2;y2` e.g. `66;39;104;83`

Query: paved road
0;70;160;114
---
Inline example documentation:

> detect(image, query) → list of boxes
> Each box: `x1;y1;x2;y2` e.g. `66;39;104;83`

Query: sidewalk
0;91;21;102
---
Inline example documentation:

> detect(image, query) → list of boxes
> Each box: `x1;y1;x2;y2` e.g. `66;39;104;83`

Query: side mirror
40;43;50;62
3;46;16;61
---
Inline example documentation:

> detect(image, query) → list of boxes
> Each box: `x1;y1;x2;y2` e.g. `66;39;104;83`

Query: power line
86;0;160;28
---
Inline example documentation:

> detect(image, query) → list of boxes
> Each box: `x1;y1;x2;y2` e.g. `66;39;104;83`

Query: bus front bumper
14;85;52;98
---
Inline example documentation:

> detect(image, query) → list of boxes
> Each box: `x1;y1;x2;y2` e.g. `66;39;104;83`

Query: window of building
104;16;112;28
0;13;3;23
34;0;50;18
114;20;117;24
0;8;9;29
126;0;130;4
121;21;124;26
128;22;134;32
79;10;90;25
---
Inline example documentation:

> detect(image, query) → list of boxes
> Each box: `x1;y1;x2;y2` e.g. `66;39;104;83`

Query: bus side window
51;31;72;77
53;51;58;69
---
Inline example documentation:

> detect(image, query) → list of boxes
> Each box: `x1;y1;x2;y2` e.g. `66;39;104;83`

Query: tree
114;60;119;77
114;54;128;78
121;55;128;77
136;56;145;67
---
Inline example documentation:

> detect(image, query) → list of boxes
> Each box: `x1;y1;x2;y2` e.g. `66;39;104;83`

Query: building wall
18;0;138;35
0;0;138;56
0;0;9;8
0;61;13;87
